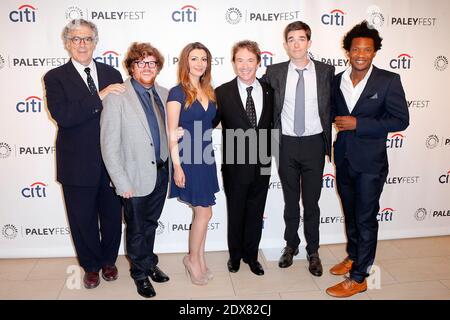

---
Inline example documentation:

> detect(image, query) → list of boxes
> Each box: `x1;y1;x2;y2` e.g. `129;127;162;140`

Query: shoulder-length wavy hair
177;42;216;108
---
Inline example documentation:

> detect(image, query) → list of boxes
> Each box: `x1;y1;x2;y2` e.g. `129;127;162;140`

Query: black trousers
336;159;387;283
62;168;122;273
223;169;270;263
278;134;325;255
122;165;168;281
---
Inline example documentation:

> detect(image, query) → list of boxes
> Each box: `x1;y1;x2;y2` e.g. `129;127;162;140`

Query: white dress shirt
71;58;99;92
281;59;323;137
237;77;263;124
340;64;373;113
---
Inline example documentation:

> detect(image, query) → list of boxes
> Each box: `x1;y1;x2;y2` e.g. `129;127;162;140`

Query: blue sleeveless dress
167;84;219;207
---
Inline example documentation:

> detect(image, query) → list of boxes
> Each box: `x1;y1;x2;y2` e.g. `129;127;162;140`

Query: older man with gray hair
43;19;125;289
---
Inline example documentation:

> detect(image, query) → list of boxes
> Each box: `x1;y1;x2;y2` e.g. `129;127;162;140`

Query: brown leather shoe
329;257;353;275
326;278;367;298
83;271;100;289
101;265;118;281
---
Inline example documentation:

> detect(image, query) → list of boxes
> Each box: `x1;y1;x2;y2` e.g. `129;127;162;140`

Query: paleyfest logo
225;7;242;24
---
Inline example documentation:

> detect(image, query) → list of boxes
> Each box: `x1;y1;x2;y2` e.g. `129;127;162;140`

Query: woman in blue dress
166;42;219;285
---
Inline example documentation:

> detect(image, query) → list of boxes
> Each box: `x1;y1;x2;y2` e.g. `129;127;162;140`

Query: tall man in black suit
264;21;335;276
326;21;409;298
44;19;125;289
214;41;273;276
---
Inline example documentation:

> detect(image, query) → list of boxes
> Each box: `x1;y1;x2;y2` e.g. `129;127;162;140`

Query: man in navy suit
44;19;125;289
326;21;409;298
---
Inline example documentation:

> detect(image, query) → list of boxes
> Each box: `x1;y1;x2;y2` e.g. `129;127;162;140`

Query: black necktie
245;86;257;128
84;67;98;95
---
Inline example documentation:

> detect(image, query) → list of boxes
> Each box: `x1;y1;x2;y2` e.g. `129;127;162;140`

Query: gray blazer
264;59;335;157
100;78;169;197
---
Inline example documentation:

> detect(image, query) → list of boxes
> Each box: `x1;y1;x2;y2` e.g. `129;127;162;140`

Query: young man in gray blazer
264;21;335;277
100;42;170;298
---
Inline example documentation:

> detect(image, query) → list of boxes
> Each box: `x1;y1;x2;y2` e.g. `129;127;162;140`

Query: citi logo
172;5;198;22
16;96;42;113
378;207;394;222
94;51;120;68
386;133;405;149
261;51;274;67
21;182;47;198
321;9;345;26
438;170;450;184
390;53;412;69
322;173;335;188
9;4;37;22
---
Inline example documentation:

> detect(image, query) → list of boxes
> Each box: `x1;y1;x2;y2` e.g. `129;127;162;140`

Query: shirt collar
343;64;374;84
131;78;155;95
237;77;259;92
71;58;95;73
289;58;314;72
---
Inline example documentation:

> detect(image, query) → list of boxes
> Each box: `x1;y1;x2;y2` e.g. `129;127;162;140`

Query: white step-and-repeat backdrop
1;0;449;258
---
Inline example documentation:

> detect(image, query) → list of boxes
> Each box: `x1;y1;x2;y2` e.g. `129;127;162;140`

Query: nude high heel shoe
183;255;208;285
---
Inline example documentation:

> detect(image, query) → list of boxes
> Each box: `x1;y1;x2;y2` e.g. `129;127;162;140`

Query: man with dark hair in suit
44;19;125;289
214;40;274;276
264;21;335;277
326;21;409;298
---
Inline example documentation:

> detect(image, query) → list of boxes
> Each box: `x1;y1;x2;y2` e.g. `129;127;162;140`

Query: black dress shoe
135;278;156;298
278;246;299;268
227;259;240;273
148;265;170;283
246;260;264;276
307;253;323;277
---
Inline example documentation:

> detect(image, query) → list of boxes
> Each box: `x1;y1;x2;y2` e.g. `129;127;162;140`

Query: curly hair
231;40;261;63
343;21;383;52
124;42;164;76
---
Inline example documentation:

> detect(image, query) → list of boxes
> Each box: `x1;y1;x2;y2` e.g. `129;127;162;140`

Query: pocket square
369;93;378;99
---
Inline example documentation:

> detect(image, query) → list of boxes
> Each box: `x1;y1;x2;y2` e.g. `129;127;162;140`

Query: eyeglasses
134;60;158;69
67;36;95;45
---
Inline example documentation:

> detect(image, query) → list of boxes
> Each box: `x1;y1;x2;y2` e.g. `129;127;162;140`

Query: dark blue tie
84;67;97;95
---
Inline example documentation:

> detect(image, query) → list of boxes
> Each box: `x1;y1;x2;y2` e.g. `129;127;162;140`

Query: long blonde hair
177;42;216;108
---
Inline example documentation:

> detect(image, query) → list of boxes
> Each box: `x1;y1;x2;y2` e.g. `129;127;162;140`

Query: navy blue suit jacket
44;60;123;186
332;66;409;174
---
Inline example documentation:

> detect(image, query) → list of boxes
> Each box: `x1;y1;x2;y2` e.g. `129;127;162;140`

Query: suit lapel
124;79;152;138
277;62;289;109
95;61;107;91
351;66;379;114
335;73;350;115
258;79;270;128
65;60;91;94
315;60;326;117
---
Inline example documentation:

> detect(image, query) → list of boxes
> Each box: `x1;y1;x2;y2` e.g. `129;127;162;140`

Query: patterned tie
245;86;257;128
294;68;305;137
84;67;98;95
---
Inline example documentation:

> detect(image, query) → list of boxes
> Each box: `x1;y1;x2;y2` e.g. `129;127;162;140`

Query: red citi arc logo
9;4;37;22
386;133;405;148
172;5;198;22
321;9;345;26
16;96;42;113
21;182;47;198
378;207;394;222
322;173;335;188
94;51;120;68
390;53;412;69
261;51;274;67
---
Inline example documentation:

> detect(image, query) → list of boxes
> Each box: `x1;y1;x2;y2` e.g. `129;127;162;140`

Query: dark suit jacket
332;65;409;174
213;78;274;184
44;59;123;186
264;59;335;157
